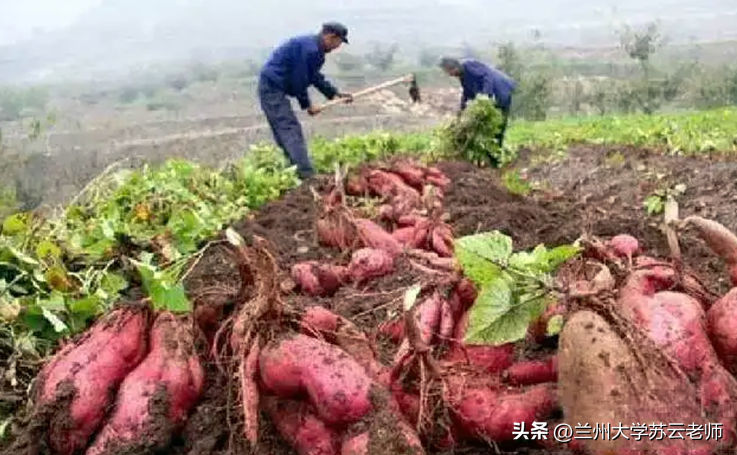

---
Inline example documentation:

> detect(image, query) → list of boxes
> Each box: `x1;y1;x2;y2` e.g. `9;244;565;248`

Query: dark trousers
258;76;314;179
495;104;510;149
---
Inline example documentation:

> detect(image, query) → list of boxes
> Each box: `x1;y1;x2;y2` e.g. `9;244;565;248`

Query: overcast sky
0;0;101;44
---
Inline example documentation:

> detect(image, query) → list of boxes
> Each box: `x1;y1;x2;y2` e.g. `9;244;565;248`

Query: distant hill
0;0;735;83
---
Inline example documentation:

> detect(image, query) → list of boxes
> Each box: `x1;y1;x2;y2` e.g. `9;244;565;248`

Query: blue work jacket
260;34;339;110
460;59;517;111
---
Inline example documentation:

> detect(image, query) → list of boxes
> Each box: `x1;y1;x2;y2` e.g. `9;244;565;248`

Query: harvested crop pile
12;154;737;455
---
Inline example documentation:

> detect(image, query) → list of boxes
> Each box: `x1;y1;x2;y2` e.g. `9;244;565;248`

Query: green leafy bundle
437;95;515;167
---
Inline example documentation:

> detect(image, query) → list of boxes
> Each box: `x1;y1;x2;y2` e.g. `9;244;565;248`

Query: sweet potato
393;293;443;363
345;174;369;196
396;214;427;228
85;312;204;455
36;304;150;455
607;234;640;259
366;170;420;202
354;218;403;257
558;310;720;453
316;217;355;250
707;287;737;375
347;248;395;284
392;226;417;245
299;306;388;384
425;174;451;190
685;216;737;286
430;224;454;258
389;162;426;190
378;318;405;343
262;396;340;455
504;356;558;386
341;418;424;455
259;334;373;425
619;279;715;377
292;262;348;297
444;310;515;374
447;379;557;442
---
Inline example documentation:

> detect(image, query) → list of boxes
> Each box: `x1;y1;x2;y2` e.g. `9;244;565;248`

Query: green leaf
35;240;62;260
546;314;565;336
5;245;39;266
466;276;549;346
455;231;513;286
2;213;28;235
40;306;67;333
133;260;191;313
100;272;128;295
544;245;581;270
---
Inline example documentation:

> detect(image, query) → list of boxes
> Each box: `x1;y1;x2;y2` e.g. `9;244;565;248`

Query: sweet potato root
707;287;737;376
504;356;558;386
446;379;557;442
393;293;443;363
347;248;395;284
262;396;340;455
685;216;737;286
558;310;719;453
607;234;640;259
85;312;204;455
259;334;373;425
292;262;348;297
35;304;150;455
354;218;403;257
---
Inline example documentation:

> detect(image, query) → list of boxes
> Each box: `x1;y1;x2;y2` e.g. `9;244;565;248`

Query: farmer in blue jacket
259;22;353;179
439;57;517;148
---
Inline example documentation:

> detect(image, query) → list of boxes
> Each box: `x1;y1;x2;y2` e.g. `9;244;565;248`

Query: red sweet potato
366;170;420;202
85;312;204;455
299;306;388;384
347;248;395;284
341;418;424;455
607;234;640;259
430;225;454;258
292;262;348;297
685;216;737;286
447;381;557;442
316;217;355;250
36;304;150;455
345;174;369;196
377;204;396;221
425;174;451;190
392;226;417;245
262;396;340;455
394;293;443;363
389;162;426;190
259;334;373;425
445;310;515;374
504;356;558;386
396;214;427;227
354;218;403;257
707;287;737;376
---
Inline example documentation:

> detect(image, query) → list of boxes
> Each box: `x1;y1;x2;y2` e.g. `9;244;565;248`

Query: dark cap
321;21;349;43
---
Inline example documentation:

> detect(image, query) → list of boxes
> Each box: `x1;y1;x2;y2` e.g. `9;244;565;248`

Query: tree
619;22;665;114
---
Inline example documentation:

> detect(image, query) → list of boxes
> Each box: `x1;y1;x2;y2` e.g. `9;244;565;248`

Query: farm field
3;33;737;452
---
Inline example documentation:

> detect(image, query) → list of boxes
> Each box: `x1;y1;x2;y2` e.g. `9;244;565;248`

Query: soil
10;146;737;455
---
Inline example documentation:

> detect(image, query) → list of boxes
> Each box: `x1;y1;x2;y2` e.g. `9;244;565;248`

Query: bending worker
439;57;517;149
258;22;354;179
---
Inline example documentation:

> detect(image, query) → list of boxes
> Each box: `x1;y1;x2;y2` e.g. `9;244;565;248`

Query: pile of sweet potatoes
259;160;560;454
556;216;737;453
12;303;204;455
